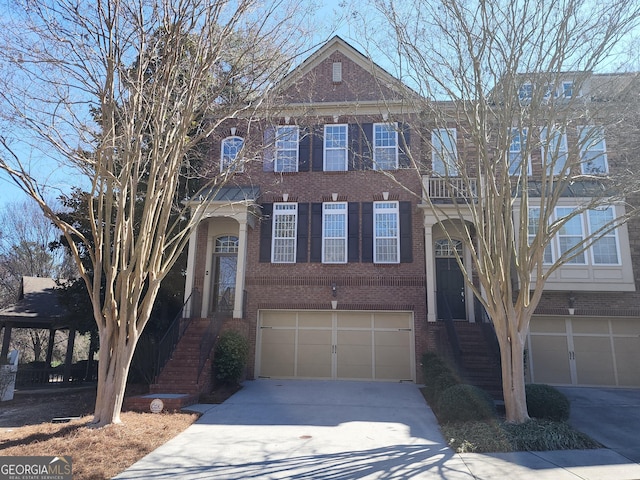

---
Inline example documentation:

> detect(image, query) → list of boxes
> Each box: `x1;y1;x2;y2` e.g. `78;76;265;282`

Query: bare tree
0;0;309;426
357;0;640;422
0;200;75;306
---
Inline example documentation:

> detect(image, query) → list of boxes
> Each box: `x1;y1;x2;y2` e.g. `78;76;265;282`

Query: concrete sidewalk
115;380;640;479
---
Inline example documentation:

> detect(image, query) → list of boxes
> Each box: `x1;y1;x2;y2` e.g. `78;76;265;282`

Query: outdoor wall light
568;293;576;315
331;282;337;297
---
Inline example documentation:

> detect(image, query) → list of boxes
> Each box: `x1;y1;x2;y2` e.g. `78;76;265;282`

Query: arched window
215;235;239;254
435;238;463;258
220;136;244;172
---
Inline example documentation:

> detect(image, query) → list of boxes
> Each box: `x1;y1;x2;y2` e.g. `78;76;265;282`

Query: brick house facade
176;37;640;389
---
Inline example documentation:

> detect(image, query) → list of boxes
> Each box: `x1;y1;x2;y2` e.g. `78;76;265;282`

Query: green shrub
441;421;512;453
214;330;249;385
436;384;496;423
421;352;460;403
525;384;570;422
503;419;601;451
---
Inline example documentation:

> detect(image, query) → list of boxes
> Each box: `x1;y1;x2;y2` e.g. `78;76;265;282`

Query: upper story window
220;136;244;172
528;205;620;266
373;123;398;170
275;126;299;172
324;124;348;171
509;128;529;176
579;126;608;174
540;126;568;176
556;207;586;264
528;207;554;264
519;83;533;101
432;128;458;176
271;202;298;263
561;81;574;98
588;207;620;265
373;201;400;263
322;202;348;263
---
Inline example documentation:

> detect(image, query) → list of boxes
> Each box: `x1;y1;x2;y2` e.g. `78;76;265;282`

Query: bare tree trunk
498;331;530;423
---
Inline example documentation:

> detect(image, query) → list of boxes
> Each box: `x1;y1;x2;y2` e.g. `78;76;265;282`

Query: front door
436;257;466;320
209;236;238;315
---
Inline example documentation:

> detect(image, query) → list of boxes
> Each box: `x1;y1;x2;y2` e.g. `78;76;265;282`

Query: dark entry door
436;257;466;320
210;255;237;314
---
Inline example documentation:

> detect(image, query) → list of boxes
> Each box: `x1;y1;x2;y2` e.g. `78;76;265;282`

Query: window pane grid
272;203;297;263
541;127;568;175
579;126;608;174
324;125;348;171
221;136;244;172
528;208;553;264
374;202;399;263
432;128;458;176
589;208;619;264
557;207;585;264
275;126;298;172
323;202;347;263
374;123;398;170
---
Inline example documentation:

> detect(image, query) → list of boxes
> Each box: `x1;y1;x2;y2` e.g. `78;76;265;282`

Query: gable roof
0;276;70;328
275;36;416;105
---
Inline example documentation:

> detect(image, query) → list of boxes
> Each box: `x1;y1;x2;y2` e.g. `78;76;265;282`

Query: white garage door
528;316;640;387
257;310;415;381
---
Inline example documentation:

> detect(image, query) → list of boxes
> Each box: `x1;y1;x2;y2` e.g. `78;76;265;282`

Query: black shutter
312;125;324;171
296;203;309;262
298;127;310;172
310;203;323;262
399;123;411;168
348;202;360;262
259;203;273;262
361;202;373;263
263;128;275;172
361;123;373;170
399;201;413;263
348;123;360;171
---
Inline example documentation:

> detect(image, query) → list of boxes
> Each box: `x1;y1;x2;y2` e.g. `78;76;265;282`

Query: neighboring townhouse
169;37;640;396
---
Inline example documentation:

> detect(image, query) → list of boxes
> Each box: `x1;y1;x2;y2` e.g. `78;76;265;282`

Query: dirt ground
0;385;239;479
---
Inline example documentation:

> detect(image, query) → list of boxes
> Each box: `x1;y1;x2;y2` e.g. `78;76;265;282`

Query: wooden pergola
0;276;79;385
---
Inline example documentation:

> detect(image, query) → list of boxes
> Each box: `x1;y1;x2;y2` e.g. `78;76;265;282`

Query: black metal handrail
155;291;195;381
197;315;223;382
438;291;463;368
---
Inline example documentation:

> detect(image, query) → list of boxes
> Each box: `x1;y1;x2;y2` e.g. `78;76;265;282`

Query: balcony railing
424;176;477;201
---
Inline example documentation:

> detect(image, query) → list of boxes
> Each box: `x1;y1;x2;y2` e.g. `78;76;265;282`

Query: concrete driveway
115;380;470;479
116;380;640;480
559;386;640;463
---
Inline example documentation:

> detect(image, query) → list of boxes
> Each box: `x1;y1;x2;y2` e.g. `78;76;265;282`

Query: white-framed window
432;128;458;176
588;207;620;265
540;126;568;176
519;83;533;101
556;207;586;264
271;202;297;263
324;124;348;171
275;126;299;172
373;123;398;170
528;207;554;264
509;128;529;176
561;81;574;98
322;202;347;263
579;126;608;174
373;201;399;263
220;136;244;172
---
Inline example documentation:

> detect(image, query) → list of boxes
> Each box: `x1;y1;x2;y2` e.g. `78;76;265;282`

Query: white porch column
424;218;437;322
183;228;198;318
233;219;248;319
201;220;215;318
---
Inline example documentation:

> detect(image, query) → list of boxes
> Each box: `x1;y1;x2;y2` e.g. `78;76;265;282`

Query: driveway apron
114;380;472;479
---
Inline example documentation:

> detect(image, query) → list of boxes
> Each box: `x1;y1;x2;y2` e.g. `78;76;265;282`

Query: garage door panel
337;312;373;328
374;312;412;329
262;311;297;327
574;336;615;385
529;335;572;384
260;329;296;377
298;311;333;328
614;337;640;386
